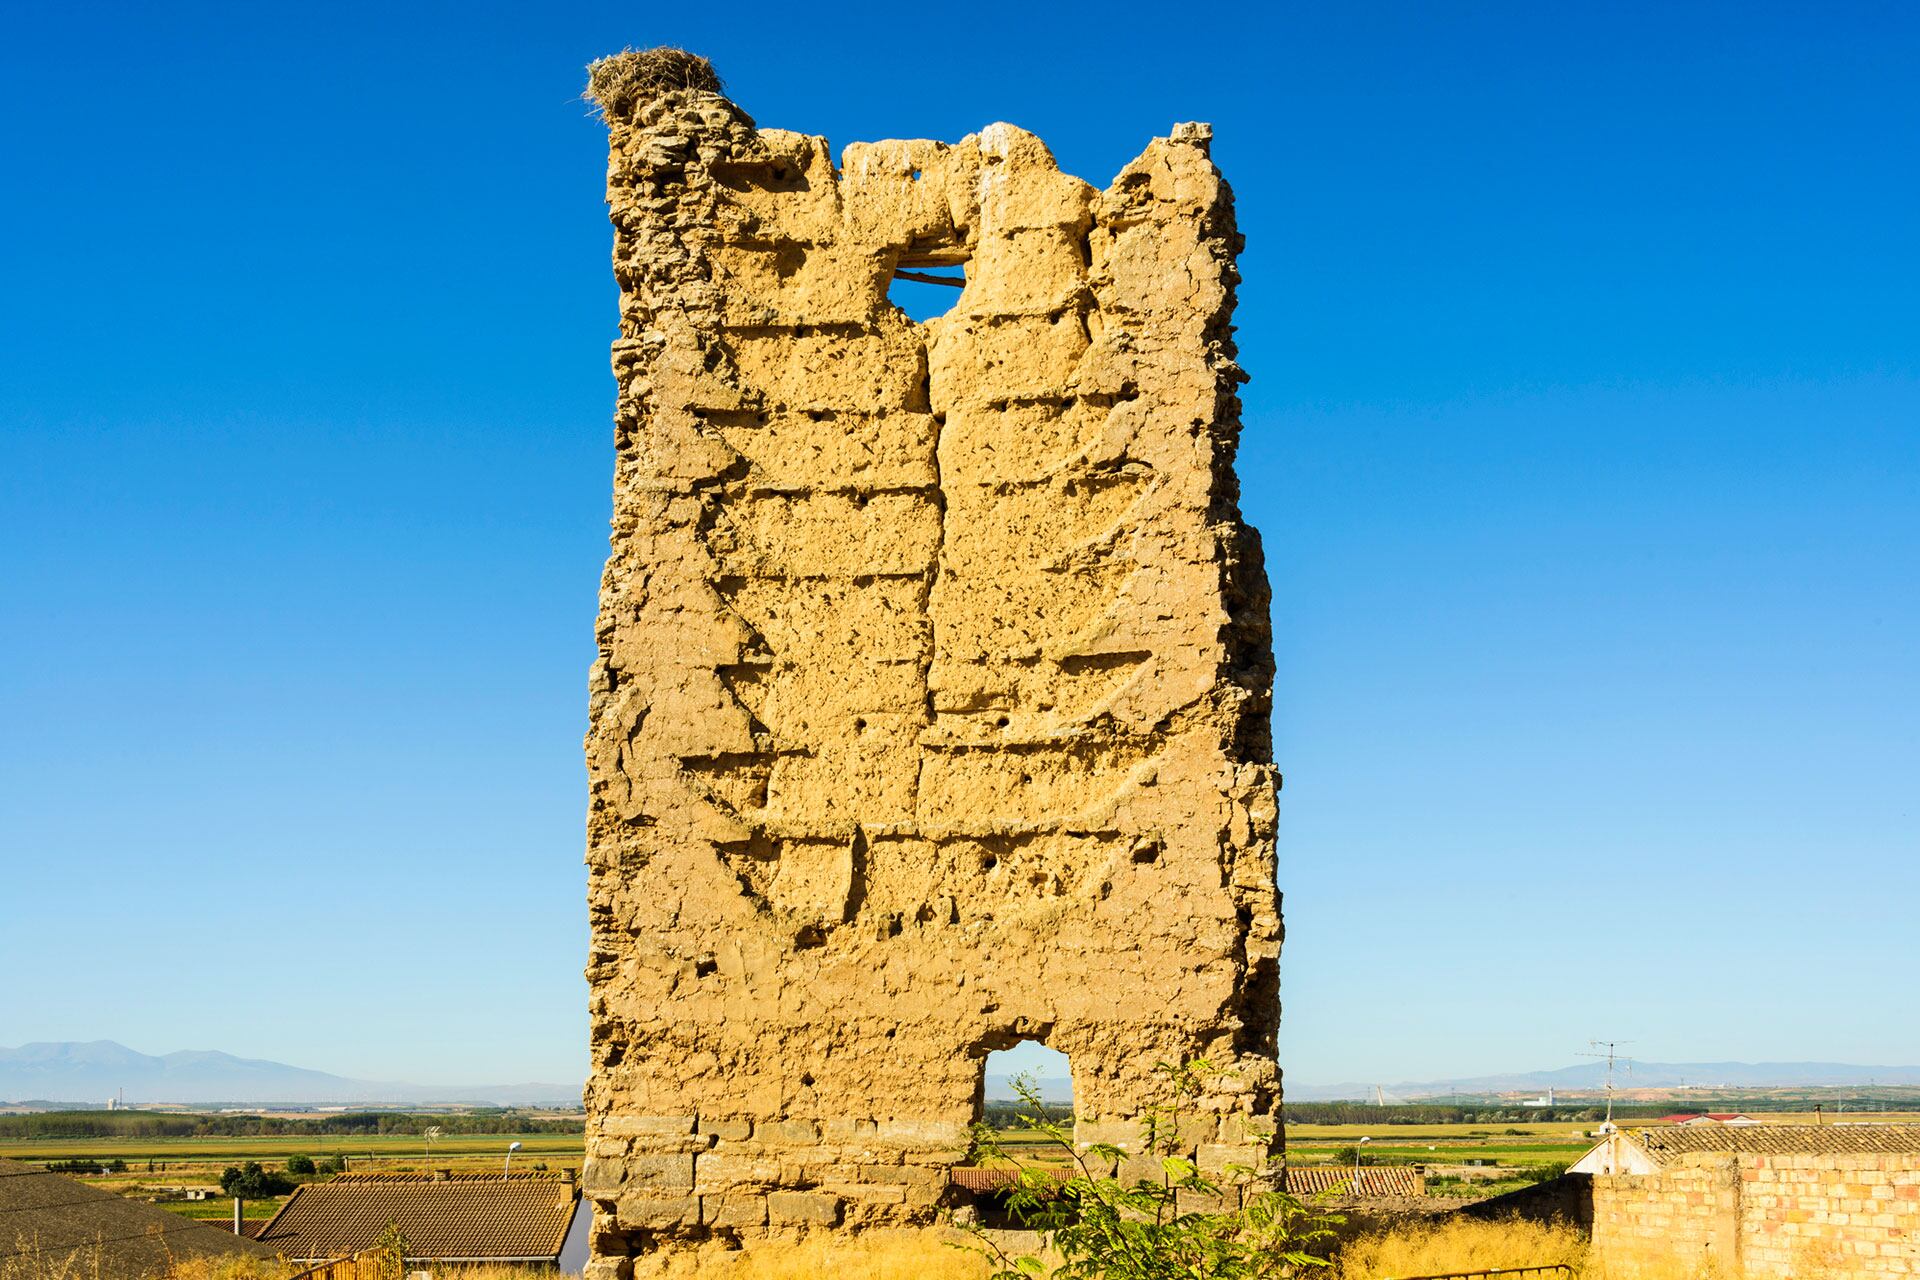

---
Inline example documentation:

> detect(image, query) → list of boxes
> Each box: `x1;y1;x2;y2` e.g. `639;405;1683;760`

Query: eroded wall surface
583;60;1281;1270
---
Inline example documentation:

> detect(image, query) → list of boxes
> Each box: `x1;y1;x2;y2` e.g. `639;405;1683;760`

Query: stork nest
586;47;723;119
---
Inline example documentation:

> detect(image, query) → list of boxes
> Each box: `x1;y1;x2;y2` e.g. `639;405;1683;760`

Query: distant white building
1655;1112;1758;1127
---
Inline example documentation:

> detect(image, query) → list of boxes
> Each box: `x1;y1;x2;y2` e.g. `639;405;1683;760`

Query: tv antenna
1578;1040;1634;1129
424;1125;443;1164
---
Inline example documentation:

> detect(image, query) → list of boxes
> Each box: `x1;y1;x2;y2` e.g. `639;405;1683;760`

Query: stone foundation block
821;1180;907;1204
701;1193;770;1228
767;1190;843;1226
602;1114;697;1137
625;1152;695;1191
614;1192;700;1229
694;1151;784;1193
582;1156;625;1197
1076;1121;1139;1149
1197;1143;1269;1176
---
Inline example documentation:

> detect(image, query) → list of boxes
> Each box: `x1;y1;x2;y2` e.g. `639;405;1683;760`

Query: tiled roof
0;1157;276;1278
1283;1165;1424;1197
1632;1123;1920;1166
255;1172;580;1262
950;1165;1071;1194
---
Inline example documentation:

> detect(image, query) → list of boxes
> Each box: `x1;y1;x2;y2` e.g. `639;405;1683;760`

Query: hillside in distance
0;1042;578;1108
983;1074;1073;1104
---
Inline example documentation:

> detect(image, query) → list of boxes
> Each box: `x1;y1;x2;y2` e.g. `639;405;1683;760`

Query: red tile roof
1282;1165;1425;1197
255;1172;580;1263
1631;1123;1920;1166
949;1165;1071;1194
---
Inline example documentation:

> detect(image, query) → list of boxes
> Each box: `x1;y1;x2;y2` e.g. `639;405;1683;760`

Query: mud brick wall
581;52;1281;1271
1593;1154;1920;1277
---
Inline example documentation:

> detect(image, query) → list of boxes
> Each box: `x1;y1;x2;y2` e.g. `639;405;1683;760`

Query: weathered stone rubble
583;51;1281;1274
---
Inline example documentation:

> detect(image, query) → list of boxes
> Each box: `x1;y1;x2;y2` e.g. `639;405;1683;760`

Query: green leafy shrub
959;1062;1338;1279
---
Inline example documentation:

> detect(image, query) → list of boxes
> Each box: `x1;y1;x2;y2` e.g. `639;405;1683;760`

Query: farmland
0;1117;587;1225
10;1105;1915;1223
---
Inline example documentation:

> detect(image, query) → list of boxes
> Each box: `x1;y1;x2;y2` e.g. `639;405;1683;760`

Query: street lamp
1354;1136;1371;1196
503;1141;523;1181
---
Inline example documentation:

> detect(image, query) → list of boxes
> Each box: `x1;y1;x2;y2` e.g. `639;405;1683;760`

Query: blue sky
2;1;1915;1093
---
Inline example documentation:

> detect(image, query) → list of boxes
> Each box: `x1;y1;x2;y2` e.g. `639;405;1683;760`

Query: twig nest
587;47;723;120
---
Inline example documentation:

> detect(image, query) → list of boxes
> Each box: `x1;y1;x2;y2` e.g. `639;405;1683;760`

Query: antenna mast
1577;1040;1634;1129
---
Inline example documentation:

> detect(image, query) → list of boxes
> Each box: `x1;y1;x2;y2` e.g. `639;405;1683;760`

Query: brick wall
1740;1153;1920;1277
1592;1153;1920;1277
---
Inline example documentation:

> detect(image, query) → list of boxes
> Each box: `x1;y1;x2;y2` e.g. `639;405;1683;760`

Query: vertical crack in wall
918;397;947;816
583;55;1281;1272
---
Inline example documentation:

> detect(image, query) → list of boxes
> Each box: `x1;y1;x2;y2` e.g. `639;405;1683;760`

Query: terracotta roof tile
1283;1165;1423;1197
1631;1123;1920;1165
255;1172;580;1262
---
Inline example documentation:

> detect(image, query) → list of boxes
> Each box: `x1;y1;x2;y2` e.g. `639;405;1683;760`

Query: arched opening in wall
887;255;967;323
980;1039;1073;1120
958;1039;1075;1226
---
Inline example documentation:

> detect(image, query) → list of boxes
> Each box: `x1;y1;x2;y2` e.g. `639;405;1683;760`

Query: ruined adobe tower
582;50;1280;1269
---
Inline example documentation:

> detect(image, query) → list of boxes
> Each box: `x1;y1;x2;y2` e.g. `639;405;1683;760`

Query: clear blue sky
2;1;1915;1093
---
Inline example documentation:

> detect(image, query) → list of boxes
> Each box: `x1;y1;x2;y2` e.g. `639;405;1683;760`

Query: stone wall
580;50;1281;1272
1593;1155;1920;1277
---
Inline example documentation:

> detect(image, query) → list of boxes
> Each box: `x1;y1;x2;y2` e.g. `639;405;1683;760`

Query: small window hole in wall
888;247;968;323
978;1039;1074;1126
966;1040;1075;1224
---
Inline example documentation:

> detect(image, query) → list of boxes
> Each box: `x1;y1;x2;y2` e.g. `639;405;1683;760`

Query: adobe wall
1593;1154;1920;1277
581;50;1281;1272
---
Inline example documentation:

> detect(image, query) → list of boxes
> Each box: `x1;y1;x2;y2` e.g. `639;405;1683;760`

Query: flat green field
0;1131;582;1165
35;1113;1857;1210
1;1130;587;1224
1285;1120;1596;1169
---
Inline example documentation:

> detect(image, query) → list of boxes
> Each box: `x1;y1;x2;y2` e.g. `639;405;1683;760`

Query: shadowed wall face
583;56;1280;1268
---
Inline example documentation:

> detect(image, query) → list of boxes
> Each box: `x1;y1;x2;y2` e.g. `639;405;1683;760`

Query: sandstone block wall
1593;1155;1920;1277
582;52;1280;1270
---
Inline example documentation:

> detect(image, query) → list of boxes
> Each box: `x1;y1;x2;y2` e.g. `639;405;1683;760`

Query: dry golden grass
148;1233;988;1280
1;1243;293;1280
1332;1218;1836;1280
1333;1217;1587;1279
162;1260;293;1280
647;1231;989;1280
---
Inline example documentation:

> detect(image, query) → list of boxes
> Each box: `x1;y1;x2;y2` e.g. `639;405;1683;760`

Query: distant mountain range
983;1074;1073;1104
0;1042;578;1108
1287;1061;1920;1102
11;1043;1915;1110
